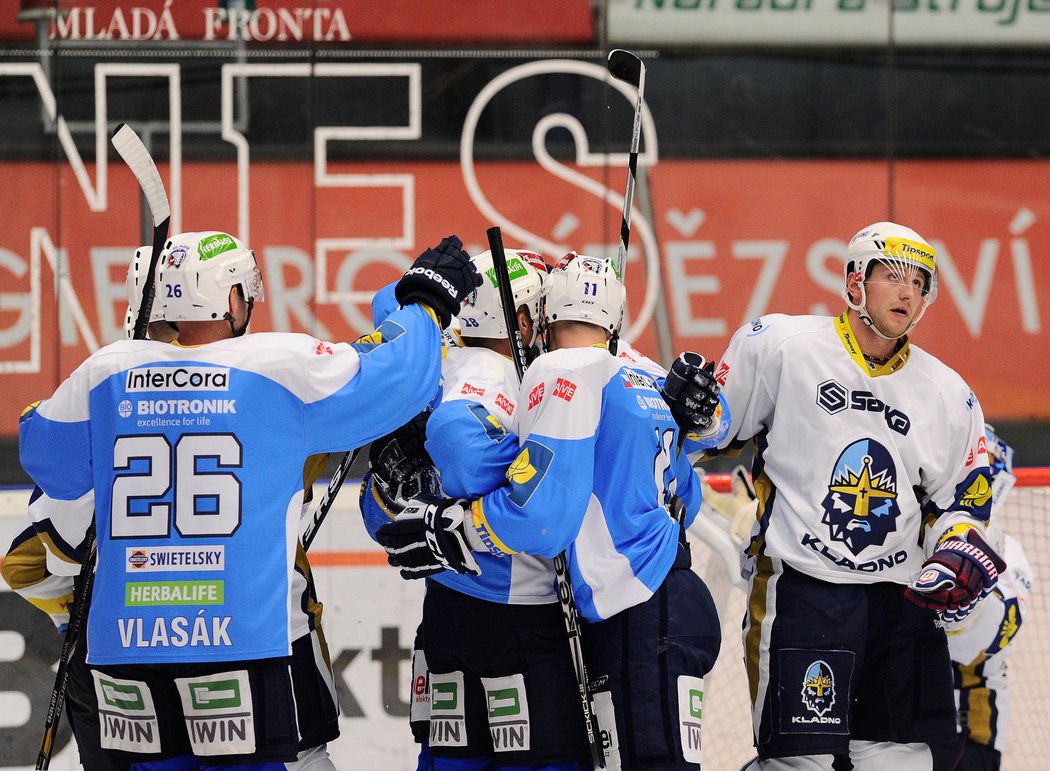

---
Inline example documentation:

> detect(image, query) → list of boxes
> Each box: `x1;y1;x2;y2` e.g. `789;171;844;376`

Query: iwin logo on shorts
429;671;467;747
92;670;161;753
482;674;531;752
175;670;256;756
126;366;230;392
677;675;704;764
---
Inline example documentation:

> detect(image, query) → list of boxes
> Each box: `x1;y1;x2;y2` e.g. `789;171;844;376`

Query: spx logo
816;380;911;436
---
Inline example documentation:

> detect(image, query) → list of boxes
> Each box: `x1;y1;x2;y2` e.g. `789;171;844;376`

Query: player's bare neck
548;320;608;351
463;336;510;357
174;320;233;347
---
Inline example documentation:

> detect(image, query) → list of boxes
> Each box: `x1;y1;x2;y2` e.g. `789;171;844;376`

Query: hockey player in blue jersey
363;248;593;770
17;230;480;769
377;252;724;771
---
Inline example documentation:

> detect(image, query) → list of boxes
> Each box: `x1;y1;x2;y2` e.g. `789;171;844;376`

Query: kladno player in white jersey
18;230;480;770
711;222;1005;771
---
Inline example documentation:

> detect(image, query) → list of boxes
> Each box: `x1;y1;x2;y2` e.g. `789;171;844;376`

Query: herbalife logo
484;257;528;288
190;679;241;710
100;679;145;711
198;233;237;262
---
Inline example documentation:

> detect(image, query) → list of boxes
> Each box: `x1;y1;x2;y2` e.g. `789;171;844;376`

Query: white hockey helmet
157;231;264;324
543;252;625;334
459;249;546;344
123;244;163;338
842;221;938;339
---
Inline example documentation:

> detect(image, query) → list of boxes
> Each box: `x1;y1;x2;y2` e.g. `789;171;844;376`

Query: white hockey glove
904;527;1006;622
375;495;482;580
662;352;720;435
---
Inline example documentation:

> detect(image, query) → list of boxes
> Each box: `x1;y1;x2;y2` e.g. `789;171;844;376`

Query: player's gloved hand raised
375;495;482;580
369;410;439;509
904;527;1006;621
662;352;720;434
395;235;482;328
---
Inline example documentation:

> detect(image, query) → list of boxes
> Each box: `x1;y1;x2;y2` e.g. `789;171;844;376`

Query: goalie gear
375;496;482;580
395;235;481;329
157;231;264;332
460;249;546;345
368;411;440;513
843;221;938;339
904;527;1006;622
662;352;720;435
542;252;625;334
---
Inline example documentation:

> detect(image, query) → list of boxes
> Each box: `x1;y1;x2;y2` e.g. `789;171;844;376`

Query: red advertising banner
1;158;1048;437
3;1;593;44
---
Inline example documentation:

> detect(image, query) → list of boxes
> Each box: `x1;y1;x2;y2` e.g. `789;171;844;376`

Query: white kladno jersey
470;345;703;623
425;345;557;604
714;313;993;586
18;307;442;665
946;534;1032;752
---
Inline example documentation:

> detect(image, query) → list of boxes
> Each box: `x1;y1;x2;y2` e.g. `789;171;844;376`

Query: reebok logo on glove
402;266;460;300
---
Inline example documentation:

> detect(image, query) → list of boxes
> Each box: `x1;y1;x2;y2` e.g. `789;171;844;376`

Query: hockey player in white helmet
364;248;599;769
704;220;1003;771
19;230;480;770
377;251;725;771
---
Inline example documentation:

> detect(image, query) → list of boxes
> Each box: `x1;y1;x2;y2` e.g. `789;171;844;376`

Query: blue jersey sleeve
425;400;519;499
304;303;443;454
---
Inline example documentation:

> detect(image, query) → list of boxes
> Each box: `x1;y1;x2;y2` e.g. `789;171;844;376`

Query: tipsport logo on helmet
882;237;936;273
819;439;901;557
197;233;238;262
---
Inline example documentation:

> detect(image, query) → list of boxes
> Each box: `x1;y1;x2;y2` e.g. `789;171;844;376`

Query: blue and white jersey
469;345;703;623
426;345;556;604
19;306;442;665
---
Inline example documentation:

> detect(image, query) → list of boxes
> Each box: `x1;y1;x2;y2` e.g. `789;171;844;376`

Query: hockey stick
487;226;605;768
606;50;646;358
607;49;645;282
36;124;171;770
301;448;361;550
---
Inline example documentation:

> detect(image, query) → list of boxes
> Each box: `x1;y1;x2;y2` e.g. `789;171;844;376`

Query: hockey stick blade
111;123;171;341
608;49;644;89
111;123;170;227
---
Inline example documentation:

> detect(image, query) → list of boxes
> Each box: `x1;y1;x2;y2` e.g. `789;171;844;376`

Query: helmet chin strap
224;297;254;338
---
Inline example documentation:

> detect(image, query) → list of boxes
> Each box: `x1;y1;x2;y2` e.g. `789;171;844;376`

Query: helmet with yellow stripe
842;221;938;339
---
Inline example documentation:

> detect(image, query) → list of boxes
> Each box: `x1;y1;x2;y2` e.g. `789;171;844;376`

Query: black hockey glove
662;352;720;435
375;495;481;580
368;411;440;511
395;235;481;328
904;528;1006;622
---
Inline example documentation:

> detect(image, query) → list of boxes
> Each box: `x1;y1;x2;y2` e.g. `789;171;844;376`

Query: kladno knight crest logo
801;661;836;717
820;440;900;556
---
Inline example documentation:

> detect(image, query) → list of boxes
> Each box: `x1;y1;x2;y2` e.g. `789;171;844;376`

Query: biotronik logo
820;439;900;556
